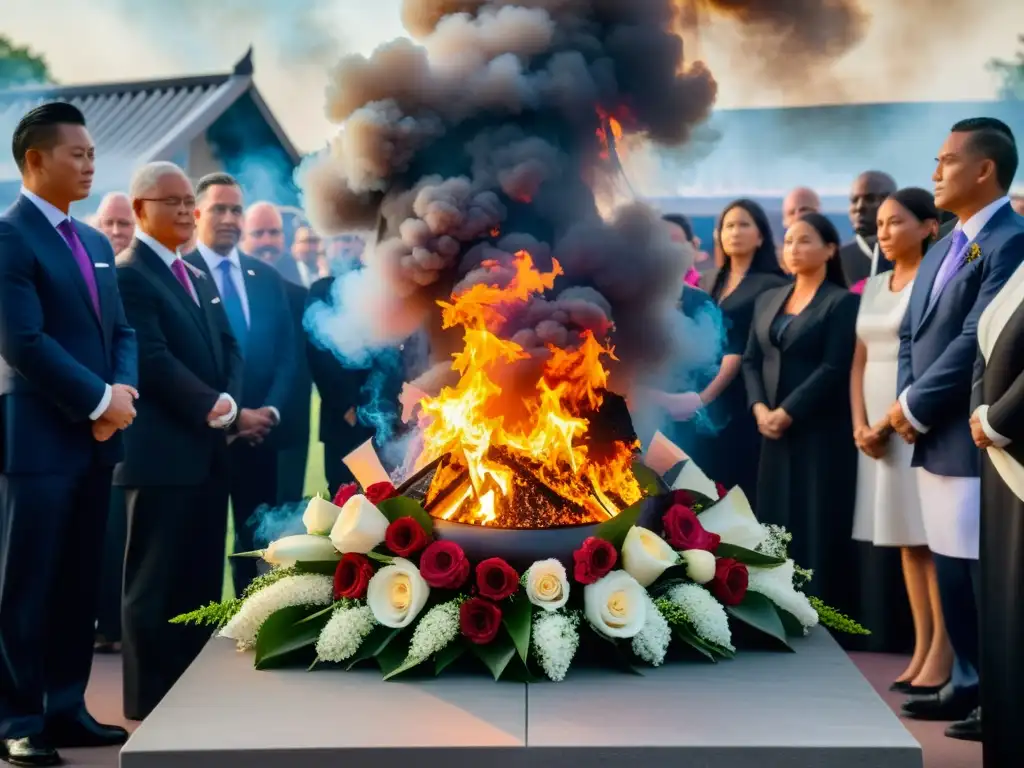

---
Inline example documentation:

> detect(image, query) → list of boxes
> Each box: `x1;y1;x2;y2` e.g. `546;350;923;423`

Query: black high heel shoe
889;678;950;696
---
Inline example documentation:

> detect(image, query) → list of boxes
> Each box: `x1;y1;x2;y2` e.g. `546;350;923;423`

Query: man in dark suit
0;103;136;766
115;162;245;721
838;171;897;285
187;173;292;592
889;118;1024;737
277;278;313;503
970;199;1024;762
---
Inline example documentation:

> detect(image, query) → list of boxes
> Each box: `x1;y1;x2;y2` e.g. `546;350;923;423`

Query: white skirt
852;436;927;547
916;468;980;560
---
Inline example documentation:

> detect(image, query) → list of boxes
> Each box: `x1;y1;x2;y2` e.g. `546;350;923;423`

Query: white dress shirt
135;231;237;428
296;260;314;289
196;242;250;325
899;196;1012;435
20;185;112;421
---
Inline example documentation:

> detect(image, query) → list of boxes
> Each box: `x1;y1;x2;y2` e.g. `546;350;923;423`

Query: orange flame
596;107;626;162
417;251;641;527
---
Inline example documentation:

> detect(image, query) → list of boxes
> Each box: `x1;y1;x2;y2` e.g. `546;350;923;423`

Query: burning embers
415;250;641;528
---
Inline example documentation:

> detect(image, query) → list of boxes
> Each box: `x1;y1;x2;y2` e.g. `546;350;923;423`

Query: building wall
186;133;221;181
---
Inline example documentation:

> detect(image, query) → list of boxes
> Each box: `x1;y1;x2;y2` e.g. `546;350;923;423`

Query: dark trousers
95;487;127;642
227;441;279;596
933;552;981;698
276;443;309;504
0;467;113;739
121;478;228;721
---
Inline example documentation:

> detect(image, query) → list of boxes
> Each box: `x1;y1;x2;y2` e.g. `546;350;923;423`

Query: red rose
460;597;503;645
662;504;721;552
475;558;519;601
671;489;697;508
709;557;748;606
385;517;430;557
419;540;471;589
715;482;728;499
365;481;398;505
333;553;374;600
333;482;359;508
572;537;618;585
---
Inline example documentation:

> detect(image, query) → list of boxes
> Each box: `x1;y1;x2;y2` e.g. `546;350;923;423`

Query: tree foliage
988;34;1024;100
0;34;54;88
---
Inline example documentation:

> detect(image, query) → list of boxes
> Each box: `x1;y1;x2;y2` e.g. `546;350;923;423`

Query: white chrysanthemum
407;601;460;661
315;605;376;663
219;574;333;650
667;583;734;651
531;610;580;682
747;559;819;630
757;524;792;560
631;594;671;666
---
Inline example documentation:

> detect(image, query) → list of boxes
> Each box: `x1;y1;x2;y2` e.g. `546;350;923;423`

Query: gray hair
129;161;189;199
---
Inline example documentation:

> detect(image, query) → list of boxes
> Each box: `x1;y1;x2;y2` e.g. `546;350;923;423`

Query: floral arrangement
174;460;867;682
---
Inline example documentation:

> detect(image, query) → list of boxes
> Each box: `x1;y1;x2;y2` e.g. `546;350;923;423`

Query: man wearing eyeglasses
113;162;244;721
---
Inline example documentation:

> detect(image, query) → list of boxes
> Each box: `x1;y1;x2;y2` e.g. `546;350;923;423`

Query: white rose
583;570;647;639
525;559;570;611
263;534;340;568
329;494;389;554
621;526;677;587
670;459;718;498
366;557;430;628
302;495;342;535
697;486;767;550
680;549;716;584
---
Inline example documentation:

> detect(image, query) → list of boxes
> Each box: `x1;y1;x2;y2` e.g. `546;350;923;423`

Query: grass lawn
222;391;327;601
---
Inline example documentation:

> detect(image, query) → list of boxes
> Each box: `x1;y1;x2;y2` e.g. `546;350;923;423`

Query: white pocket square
95;262;110;268
211;297;221;304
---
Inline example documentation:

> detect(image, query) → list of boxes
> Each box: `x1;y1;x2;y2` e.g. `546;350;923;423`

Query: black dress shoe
945;707;982;742
889;679;950;696
901;686;978;722
43;710;128;748
1;737;61;767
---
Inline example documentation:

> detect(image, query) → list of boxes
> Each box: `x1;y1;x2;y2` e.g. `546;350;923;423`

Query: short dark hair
195;172;240;201
11;102;87;172
662;213;694;241
951;117;1018;192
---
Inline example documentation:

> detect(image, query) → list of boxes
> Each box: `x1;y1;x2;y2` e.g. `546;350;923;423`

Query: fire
417;251;642;528
596;109;625;161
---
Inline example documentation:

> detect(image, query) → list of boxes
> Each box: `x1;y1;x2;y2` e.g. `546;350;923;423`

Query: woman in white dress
850;188;951;693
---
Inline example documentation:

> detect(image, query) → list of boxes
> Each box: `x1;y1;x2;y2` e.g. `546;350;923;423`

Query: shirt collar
196;241;241;273
20;186;70;229
958;196;1011;242
136;230;182;269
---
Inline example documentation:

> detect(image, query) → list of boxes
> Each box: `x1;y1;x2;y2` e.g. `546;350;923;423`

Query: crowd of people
0;99;1022;768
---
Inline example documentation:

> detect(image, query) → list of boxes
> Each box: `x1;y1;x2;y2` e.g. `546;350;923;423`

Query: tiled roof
0;49;299;186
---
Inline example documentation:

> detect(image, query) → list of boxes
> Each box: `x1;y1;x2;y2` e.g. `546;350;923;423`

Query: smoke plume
303;0;717;407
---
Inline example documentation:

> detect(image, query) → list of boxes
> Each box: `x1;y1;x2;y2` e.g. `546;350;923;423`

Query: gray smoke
303;0;717;398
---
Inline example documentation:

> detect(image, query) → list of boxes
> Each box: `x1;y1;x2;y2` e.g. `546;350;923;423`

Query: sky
4;0;1024;153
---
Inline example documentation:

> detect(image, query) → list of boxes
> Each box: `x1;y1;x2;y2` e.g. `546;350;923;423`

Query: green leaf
469;632;518;681
376;632;412;677
594;498;645;549
230;550;266;559
631;459;668;496
367;551;394;565
714;543;785;567
294;559;341;575
503;596;532;664
297;604;337;624
434;639;467;675
671;624;716;662
345;625;401;670
776;606;806;637
382;653;426;681
254;605;331;670
726;592;793;651
376;496;434;536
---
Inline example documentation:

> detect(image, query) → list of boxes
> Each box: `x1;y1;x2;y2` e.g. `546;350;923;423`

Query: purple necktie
169;258;198;304
56;219;100;316
928;228;969;308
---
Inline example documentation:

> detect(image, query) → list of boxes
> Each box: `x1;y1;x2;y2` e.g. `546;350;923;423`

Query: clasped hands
753;403;792;440
969;411;994;449
92;383;139;442
854;420;892;459
885;401;919;444
232;406;278;445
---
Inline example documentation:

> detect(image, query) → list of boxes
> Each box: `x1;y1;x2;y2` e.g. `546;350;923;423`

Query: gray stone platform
120;628;921;768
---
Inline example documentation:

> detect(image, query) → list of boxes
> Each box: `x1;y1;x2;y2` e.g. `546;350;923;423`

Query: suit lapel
78;225;115;349
780;283;831;351
240;258;268;359
184;251;233;376
760;286;790;405
912;233;951;337
134;241;216;352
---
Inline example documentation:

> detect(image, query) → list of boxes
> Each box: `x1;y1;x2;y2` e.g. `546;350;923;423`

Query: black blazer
0;195;137;473
839;238;891;286
113;238;243;487
742;282;860;424
185;250;297;444
276;278;313;451
973;288;1024;470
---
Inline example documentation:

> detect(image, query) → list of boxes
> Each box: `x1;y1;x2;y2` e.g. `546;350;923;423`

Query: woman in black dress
742;213;860;617
667;200;790;503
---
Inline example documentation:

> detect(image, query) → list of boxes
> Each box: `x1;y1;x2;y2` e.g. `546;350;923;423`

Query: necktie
928;228;969;308
169;259;197;304
56;219;100;316
217;259;248;351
